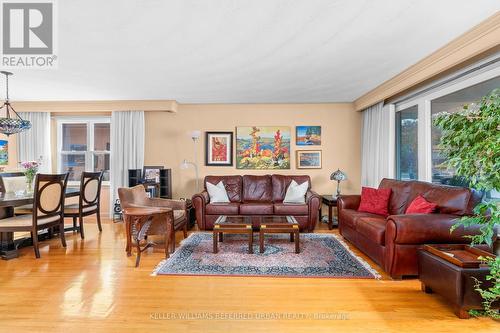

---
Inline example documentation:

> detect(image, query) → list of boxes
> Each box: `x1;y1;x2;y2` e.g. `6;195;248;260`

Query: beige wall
145;103;361;199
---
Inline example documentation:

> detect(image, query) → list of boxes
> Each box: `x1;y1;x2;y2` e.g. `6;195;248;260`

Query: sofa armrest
305;190;321;232
147;197;186;210
192;191;209;230
337;195;361;211
306;190;320;204
386;214;496;245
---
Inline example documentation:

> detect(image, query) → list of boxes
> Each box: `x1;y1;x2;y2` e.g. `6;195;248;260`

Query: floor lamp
180;130;201;192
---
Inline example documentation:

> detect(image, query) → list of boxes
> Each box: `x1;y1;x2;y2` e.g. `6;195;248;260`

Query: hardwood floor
0;217;497;333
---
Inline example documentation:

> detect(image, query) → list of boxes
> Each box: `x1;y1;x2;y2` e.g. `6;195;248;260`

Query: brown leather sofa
192;175;321;231
337;178;494;279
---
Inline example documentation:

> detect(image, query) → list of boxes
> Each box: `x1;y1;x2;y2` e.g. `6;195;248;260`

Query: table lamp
330;169;347;198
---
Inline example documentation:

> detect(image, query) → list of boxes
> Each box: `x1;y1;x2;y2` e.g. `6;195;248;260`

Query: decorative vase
26;178;33;194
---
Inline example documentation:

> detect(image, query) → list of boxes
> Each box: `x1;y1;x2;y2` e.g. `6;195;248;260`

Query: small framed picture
143;166;163;182
296;150;322;169
296;126;321;146
205;132;233;166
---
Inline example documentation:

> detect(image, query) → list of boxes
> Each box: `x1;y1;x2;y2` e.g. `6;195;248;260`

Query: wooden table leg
290;232;294;242
294;230;300;254
248;229;253;254
213;230;218;253
328;204;333;230
125;216;132;256
259;228;264;253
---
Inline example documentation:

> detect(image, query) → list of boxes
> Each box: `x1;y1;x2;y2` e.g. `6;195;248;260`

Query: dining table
0;187;80;260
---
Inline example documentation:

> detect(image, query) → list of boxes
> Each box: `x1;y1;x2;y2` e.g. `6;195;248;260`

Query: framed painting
296;126;321;145
236;126;290;169
296;150;322;169
143;166;163;182
205;132;233;166
0;140;8;165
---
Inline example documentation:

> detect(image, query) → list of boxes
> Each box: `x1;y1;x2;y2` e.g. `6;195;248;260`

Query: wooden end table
122;207;173;267
259;216;300;254
213;216;253;254
321;195;338;230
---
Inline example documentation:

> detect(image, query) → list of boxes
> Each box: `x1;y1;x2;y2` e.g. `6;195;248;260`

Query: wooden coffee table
213;216;254;254
259;216;300;254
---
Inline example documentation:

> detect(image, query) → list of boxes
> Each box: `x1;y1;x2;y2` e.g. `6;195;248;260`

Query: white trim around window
55;116;111;186
393;62;500;183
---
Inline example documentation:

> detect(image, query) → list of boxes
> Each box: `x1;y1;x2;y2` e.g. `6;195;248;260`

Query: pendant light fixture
0;71;31;136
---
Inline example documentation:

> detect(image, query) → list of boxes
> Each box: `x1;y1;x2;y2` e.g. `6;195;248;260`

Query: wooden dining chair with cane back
64;171;104;239
0;173;69;258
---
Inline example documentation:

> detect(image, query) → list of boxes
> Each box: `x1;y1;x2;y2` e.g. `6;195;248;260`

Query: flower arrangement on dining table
21;160;40;192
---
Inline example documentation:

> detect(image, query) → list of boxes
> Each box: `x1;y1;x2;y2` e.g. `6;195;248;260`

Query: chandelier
0;71;31;136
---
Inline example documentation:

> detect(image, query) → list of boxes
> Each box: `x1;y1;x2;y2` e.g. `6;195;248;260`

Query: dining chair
118;185;188;253
64;171;103;239
0;173;69;258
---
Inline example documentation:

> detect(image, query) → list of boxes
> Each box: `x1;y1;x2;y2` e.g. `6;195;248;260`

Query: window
395;105;418;180
57;118;110;183
431;76;500;185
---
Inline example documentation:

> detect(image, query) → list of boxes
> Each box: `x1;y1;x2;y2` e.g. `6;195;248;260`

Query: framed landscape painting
205;132;233;166
296;126;321;145
0;140;8;165
296;150;322;169
236;126;290;169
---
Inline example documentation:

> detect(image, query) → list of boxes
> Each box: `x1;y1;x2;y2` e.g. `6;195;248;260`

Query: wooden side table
259;216;300;254
122;207;173;267
213;216;253;254
321;195;338;230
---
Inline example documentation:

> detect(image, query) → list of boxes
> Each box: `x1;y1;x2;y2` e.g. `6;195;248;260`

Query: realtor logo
1;0;57;68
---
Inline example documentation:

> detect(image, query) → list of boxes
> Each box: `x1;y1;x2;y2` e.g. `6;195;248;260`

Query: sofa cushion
379;178;413;215
274;203;308;215
338;209;384;229
283;180;308;204
242;175;272;202
205;175;242;202
405;195;437;214
206;181;230;203
409;181;471;215
358;187;391;216
206;203;239;215
240;203;273;215
356;217;387;245
272;175;311;202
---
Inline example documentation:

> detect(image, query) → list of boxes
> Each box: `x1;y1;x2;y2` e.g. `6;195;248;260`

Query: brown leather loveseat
192;175;321;231
337;178;494;279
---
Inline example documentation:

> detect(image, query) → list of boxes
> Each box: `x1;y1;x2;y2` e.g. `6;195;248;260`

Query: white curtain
110;111;145;215
16;112;52;173
361;102;392;187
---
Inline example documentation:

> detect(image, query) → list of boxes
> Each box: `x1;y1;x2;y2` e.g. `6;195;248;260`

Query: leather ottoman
418;248;497;318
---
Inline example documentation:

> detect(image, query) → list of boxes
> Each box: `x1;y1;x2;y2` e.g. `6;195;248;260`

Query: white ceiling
6;0;500;103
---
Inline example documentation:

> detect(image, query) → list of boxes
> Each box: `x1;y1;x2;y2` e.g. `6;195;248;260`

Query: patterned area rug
153;233;380;279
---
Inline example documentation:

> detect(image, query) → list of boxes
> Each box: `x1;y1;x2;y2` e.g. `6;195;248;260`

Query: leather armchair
118;185;188;252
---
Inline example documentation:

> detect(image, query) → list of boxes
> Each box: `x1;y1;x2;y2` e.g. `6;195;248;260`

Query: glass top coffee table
212;216;300;254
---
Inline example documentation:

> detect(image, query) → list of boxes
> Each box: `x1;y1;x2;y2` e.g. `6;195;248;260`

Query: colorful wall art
236;126;290;169
296;126;321;145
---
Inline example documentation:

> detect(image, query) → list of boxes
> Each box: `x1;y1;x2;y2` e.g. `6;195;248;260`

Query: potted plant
433;88;499;318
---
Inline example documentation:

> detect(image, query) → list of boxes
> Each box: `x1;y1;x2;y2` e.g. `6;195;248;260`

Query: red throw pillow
358;187;392;217
405;195;437;214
